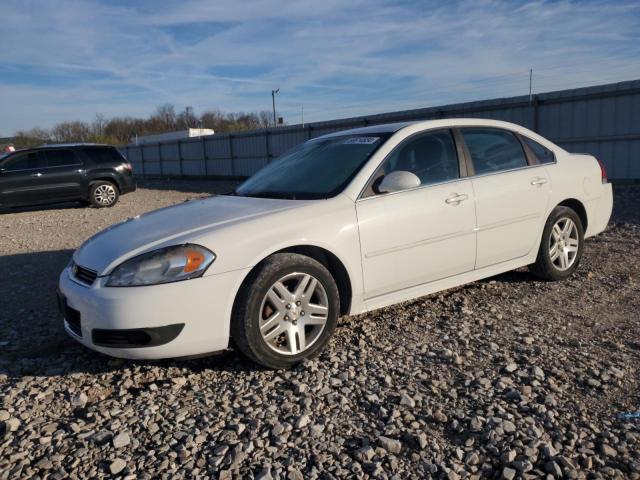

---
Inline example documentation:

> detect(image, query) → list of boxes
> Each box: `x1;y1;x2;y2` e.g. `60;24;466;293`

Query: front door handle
445;193;469;205
31;172;43;177
531;177;548;186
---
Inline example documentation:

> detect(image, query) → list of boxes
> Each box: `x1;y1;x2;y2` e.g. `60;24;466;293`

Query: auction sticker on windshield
343;137;380;145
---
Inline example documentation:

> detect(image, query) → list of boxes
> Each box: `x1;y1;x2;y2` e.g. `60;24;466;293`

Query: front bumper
58;266;249;359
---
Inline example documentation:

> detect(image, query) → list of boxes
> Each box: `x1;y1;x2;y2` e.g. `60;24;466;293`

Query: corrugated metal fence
121;79;640;181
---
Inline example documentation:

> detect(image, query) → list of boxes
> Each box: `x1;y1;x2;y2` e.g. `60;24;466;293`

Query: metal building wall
120;79;640;181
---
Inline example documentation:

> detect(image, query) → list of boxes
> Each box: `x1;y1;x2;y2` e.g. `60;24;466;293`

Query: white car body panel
471;165;552;269
356;179;476;298
59;118;613;359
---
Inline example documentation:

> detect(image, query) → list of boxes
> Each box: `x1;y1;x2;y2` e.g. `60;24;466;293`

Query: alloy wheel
94;184;116;205
258;272;329;355
549;217;579;271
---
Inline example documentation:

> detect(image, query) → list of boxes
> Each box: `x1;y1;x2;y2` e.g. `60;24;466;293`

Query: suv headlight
106;244;215;287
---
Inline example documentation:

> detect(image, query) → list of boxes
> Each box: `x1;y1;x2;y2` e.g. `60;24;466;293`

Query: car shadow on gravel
483;268;537;284
0;202;86;214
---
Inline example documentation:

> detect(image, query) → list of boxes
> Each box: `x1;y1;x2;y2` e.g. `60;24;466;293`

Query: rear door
0;151;47;205
459;128;551;269
39;149;85;200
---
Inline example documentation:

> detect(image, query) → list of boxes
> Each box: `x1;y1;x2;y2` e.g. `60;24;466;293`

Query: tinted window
521;136;555;164
462;128;528;175
85;147;125;163
4;152;43;171
44;149;79;167
384;130;459;185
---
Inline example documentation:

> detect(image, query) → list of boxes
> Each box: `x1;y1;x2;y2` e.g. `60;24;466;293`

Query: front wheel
231;253;340;369
530;206;584;281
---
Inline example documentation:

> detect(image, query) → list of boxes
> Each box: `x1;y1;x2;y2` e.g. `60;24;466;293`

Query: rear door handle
31;172;43;177
531;177;548;186
445;193;469;205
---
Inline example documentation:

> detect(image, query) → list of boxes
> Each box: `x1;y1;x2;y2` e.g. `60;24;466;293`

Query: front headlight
106;244;215;287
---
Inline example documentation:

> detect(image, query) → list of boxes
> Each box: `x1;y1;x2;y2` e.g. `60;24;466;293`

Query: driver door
356;129;477;300
0;151;47;206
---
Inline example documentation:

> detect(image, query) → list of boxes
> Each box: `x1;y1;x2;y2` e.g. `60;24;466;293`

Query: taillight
596;158;607;183
123;162;133;173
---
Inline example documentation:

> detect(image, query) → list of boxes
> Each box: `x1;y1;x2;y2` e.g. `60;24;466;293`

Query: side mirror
377;170;421;194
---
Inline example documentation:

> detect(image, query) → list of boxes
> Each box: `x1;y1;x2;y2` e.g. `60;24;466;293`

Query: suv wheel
89;181;119;208
231;253;340;369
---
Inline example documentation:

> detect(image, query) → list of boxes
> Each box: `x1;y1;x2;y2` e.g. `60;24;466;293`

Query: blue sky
1;0;639;135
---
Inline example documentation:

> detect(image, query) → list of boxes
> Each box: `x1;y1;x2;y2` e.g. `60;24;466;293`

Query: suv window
521;136;555;164
4;152;44;171
383;130;459;186
461;128;528;175
43;149;80;167
85;147;124;163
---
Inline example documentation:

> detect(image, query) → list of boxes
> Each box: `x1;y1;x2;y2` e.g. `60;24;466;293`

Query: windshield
234;133;391;199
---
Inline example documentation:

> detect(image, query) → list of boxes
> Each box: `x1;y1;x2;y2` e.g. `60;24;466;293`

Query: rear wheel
231;253;339;369
89;181;119;208
530;206;584;281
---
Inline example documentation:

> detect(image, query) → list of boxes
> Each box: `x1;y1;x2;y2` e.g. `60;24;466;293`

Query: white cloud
0;0;639;134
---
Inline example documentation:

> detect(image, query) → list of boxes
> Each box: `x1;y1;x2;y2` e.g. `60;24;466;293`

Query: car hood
73;195;305;275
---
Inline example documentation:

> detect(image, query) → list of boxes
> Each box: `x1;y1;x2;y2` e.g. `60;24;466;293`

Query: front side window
382;130;459;186
44;149;80;167
235;133;391;199
3;152;42;171
521;136;555;164
461;128;528;175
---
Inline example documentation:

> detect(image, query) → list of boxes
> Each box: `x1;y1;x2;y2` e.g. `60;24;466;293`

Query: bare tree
12;105;282;146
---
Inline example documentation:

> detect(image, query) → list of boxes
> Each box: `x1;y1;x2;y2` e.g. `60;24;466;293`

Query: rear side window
85;147;125;163
521;136;555;164
4;152;44;171
461;128;528;175
384;130;459;186
44;149;80;167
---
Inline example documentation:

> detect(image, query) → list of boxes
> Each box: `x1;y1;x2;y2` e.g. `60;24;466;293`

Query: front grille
73;264;98;286
65;305;82;337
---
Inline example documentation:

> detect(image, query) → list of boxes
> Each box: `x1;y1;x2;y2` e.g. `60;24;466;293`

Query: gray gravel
1;179;639;479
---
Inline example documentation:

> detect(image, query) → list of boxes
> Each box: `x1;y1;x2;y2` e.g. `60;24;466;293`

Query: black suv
0;144;136;208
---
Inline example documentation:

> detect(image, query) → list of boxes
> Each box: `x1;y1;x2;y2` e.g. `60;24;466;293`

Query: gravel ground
0;179;638;479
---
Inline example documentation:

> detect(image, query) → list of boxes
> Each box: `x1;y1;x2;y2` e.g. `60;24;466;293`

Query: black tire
530;205;584;281
231;253;340;369
89;181;119;208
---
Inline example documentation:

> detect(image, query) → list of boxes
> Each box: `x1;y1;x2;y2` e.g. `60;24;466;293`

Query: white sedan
58;119;613;368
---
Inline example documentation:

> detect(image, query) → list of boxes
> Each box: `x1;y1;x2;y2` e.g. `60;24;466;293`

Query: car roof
39;143;112;149
316;118;532;139
2;143;115;157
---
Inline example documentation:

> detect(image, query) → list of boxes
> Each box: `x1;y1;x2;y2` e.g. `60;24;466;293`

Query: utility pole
271;89;280;127
185;106;193;128
529;69;533;104
301;104;304;127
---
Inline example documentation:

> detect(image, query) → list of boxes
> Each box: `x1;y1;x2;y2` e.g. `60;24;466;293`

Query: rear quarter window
521;136;556;164
85;147;125;163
